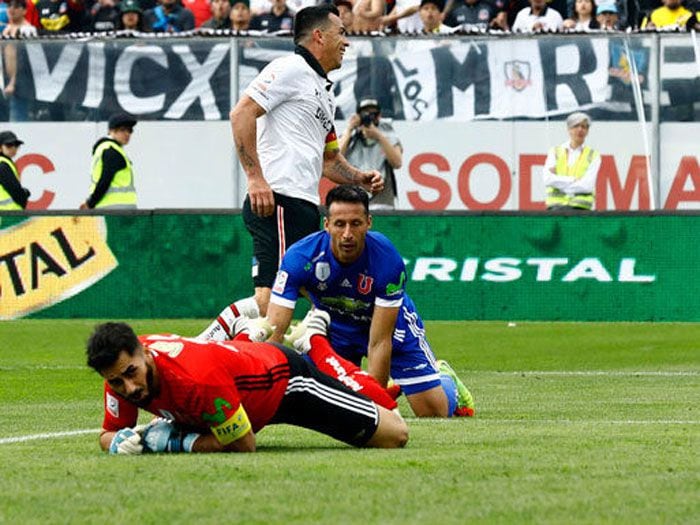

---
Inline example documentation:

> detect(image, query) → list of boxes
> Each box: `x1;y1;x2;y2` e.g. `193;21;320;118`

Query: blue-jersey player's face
324;201;372;265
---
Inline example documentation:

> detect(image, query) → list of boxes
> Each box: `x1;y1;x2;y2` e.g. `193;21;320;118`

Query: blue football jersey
271;231;412;356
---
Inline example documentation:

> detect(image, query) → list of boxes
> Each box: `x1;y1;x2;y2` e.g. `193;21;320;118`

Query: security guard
0;130;30;210
542;112;601;211
81;114;137;210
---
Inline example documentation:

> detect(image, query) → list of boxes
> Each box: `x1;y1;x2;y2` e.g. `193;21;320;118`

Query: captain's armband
211;404;252;445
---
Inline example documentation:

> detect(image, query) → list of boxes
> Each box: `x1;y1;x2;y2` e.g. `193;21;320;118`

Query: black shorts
269;344;380;447
242;192;320;288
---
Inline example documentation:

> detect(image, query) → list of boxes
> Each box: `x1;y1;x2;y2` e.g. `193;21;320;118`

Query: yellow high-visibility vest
0;156;22;210
89;140;136;209
546;145;599;210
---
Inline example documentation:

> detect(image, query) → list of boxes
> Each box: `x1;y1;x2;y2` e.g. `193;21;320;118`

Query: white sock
233;296;259;319
196;297;259;341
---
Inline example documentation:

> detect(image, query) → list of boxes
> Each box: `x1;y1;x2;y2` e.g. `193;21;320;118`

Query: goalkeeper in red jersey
87;320;407;455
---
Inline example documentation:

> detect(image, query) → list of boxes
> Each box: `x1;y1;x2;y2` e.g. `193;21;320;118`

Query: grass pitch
1;320;698;524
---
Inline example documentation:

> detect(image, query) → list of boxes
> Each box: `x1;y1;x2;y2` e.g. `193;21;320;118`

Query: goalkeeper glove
142;419;200;453
108;426;146;455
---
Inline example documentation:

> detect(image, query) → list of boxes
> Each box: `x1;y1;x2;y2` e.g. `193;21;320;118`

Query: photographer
339;98;403;210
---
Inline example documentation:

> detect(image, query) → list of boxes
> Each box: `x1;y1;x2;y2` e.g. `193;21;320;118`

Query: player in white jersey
230;4;384;317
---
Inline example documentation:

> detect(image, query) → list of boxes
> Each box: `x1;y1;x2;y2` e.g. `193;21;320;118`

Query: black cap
108;113;137;130
420;0;443;8
0;130;24;146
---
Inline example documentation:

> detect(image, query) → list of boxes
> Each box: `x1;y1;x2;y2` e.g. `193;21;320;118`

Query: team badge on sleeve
106;392;120;418
273;270;289;294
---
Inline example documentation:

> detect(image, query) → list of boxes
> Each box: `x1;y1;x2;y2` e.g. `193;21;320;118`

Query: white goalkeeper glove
108;425;147;455
142;418;200;453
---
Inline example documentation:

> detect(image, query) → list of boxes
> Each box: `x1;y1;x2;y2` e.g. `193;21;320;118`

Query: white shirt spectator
394;0;423;33
512;6;564;32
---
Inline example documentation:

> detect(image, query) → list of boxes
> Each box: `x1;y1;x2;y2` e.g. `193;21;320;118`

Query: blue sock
440;374;458;417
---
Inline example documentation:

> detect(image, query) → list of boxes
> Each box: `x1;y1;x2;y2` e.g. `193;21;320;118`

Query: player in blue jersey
265;184;475;418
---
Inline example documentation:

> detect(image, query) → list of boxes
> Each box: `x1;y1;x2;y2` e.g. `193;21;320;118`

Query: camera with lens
360;112;378;127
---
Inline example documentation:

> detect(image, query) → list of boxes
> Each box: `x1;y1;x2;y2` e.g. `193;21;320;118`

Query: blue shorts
330;304;442;396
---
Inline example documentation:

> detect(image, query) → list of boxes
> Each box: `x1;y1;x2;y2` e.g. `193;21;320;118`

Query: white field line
405;418;700;425
0;429;98;445
3;417;699;446
481;371;700;377
1;365;87;371
2;366;698;377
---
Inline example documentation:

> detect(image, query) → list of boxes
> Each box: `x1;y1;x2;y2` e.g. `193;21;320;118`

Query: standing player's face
319;14;349;72
324;201;372;264
101;348;158;407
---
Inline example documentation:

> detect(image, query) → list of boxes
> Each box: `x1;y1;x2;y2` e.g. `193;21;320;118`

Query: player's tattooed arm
231;96;274;216
323;150;385;194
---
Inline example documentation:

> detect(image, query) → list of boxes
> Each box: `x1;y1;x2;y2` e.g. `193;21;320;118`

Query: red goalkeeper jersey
102;335;290;435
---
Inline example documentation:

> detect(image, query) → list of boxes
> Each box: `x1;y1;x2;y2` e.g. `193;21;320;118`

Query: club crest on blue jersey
315;262;331;281
357;274;374;295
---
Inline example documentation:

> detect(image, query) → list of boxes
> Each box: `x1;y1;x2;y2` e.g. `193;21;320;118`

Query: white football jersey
245;53;337;205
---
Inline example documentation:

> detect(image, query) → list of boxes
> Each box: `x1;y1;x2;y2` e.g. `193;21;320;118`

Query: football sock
196;304;240;341
439;373;458;417
196;298;254;341
233;296;260;319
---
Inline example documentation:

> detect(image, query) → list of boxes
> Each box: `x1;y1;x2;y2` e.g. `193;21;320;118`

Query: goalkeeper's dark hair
294;4;339;45
326;184;370;215
86;322;141;372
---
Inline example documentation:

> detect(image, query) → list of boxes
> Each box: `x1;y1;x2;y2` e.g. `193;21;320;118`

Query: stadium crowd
0;0;697;35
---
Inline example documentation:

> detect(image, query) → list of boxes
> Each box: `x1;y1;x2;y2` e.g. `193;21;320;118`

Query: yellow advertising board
0;217;117;320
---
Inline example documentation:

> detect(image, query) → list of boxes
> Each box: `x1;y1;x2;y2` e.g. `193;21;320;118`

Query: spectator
0;131;30;210
641;0;693;28
230;0;251;29
3;0;38;36
563;0;600;29
511;0;564;31
444;0;496;29
182;0;213;27
33;0;87;34
88;0;121;31
287;0;318;15
507;0;568;27
338;98;403;210
201;0;231;27
249;0;270;16
419;0;455;31
118;0;147;30
335;0;358;31
0;2;8;34
2;1;35;123
249;0;294;31
596;0;620;28
353;0;387;31
380;0;422;33
144;0;196;32
542;112;600;211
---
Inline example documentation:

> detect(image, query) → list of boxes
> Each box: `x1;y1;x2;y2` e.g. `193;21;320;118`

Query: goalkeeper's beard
127;363;157;407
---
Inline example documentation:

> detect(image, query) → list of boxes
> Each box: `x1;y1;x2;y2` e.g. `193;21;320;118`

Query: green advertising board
0;213;697;321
